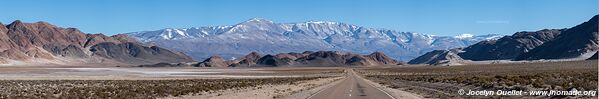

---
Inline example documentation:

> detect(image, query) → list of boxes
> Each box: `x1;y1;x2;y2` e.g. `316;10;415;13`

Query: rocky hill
0;20;193;65
408;48;465;65
145;51;402;67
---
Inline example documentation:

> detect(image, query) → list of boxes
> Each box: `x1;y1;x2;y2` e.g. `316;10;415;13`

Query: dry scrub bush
0;77;322;98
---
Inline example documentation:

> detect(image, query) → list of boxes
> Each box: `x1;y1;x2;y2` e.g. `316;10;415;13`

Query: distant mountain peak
304;20;339;24
7;20;25;28
125;19;505;61
454;34;474;39
245;17;273;23
10;20;23;24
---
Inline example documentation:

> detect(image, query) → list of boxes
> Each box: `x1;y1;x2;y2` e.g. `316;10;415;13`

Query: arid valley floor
0;60;597;99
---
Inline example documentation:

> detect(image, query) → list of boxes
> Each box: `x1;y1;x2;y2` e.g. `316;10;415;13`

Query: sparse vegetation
0;77;323;99
358;60;598;98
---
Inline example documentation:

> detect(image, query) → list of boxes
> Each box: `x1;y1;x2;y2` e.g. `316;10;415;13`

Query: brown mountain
0;20;193;65
254;51;402;67
229;52;262;67
364;52;402;65
182;51;401;67
195;55;228;67
256;54;296;66
345;52;402;66
293;51;355;66
251;52;312;66
408;49;465;65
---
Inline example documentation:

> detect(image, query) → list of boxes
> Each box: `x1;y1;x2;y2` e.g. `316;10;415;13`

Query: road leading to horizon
308;69;395;99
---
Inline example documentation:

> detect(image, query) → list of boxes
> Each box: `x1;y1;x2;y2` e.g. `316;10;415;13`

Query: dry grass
0;77;324;99
358;60;598;98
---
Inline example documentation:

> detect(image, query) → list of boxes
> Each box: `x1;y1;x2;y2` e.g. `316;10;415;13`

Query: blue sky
1;0;597;36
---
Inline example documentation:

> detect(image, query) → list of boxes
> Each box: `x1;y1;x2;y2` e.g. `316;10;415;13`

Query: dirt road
308;69;395;99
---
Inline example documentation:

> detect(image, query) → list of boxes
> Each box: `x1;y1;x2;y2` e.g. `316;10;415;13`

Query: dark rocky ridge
410;15;599;64
234;51;402;67
0;20;193;65
256;55;295;66
458;29;562;61
588;51;598;60
408;49;465;65
43;44;88;58
152;51;403;67
89;42;192;64
229;52;262;67
516;15;599;60
409;28;563;64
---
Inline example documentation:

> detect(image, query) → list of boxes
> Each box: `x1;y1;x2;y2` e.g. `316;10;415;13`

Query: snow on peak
455;34;474;39
246;18;272;23
125;19;506;61
305;21;338;24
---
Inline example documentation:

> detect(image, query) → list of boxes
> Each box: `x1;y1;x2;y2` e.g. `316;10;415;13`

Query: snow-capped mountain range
125;18;504;61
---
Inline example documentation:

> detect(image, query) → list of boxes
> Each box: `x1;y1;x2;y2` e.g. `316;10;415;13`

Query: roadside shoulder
355;70;425;99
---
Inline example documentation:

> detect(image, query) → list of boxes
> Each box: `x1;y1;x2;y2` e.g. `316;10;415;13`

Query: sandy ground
0;67;342;80
161;77;344;99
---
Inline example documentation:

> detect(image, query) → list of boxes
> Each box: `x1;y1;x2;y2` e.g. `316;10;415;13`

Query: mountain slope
458;29;562;61
409;15;599;64
516;15;599;60
588;51;598;60
125;18;503;61
0;20;193;65
408;49;465;65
